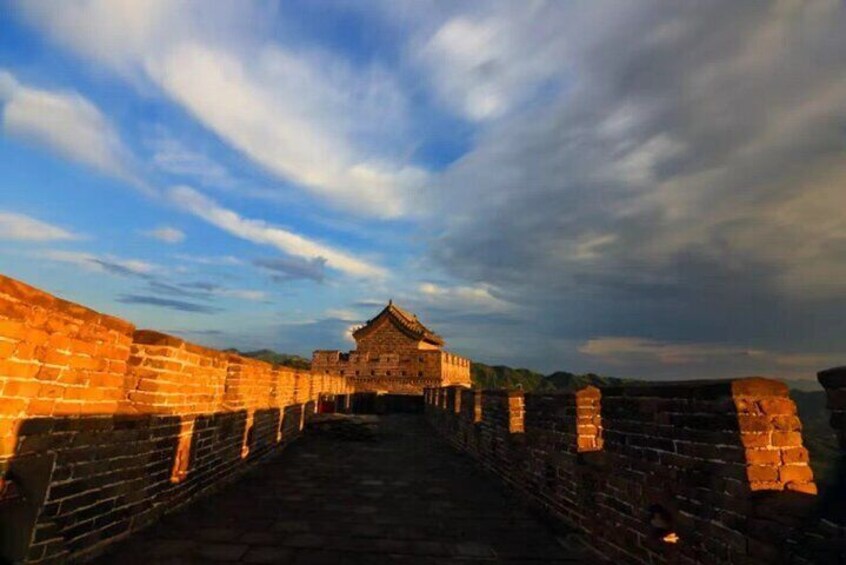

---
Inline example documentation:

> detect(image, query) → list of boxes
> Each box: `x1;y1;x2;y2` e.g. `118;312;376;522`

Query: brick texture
311;305;471;394
426;378;846;565
0;274;351;563
2;272;843;564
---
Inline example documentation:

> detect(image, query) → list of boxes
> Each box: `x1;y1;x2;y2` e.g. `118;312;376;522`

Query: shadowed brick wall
0;274;351;563
817;366;846;529
426;380;845;564
819;367;845;450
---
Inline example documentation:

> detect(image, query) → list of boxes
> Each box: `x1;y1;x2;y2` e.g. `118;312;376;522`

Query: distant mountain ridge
468;362;838;492
229;348;838;492
471;362;627;391
226;348;311;370
226;348;822;396
227;348;625;390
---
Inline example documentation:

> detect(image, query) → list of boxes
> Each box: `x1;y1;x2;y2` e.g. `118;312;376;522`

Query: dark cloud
146;280;206;298
426;1;846;377
254;256;327;283
354;299;386;309
180;281;221;292
116;294;221;314
144;279;269;304
423;309;522;328
170;329;224;336
91;259;154;280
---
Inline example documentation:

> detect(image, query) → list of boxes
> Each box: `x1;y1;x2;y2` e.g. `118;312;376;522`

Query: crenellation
0;274;352;563
312;302;470;395
819;367;846;450
0;272;843;563
427;378;845;564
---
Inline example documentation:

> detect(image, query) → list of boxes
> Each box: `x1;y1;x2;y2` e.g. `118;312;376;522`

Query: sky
1;1;845;383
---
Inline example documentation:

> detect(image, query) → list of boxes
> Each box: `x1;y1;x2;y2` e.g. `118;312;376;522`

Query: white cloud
149;131;235;188
417;282;511;312
416;8;563;121
324;309;361;322
38;248;268;301
569;233;618;262
0;70;138;185
18;2;427;217
143;226;185;243
579;337;842;372
344;324;357;343
16;0;179;71
772;353;842;369
214;288;266;302
173;253;243;266
0;211;79;241
148;43;423;217
579;337;764;366
169;185;386;279
40;249;159;276
39;250;99;270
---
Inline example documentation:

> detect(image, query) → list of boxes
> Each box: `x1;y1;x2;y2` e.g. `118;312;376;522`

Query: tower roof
352;302;444;346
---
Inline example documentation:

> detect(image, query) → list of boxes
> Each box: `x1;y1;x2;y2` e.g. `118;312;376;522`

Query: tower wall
312;349;471;394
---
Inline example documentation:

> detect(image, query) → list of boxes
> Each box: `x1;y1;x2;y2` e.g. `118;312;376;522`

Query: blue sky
1;1;845;383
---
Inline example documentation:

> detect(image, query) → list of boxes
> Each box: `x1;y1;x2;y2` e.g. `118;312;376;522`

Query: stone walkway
96;415;593;564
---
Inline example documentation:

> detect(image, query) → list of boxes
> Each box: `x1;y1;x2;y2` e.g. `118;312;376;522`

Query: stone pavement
95;415;594;564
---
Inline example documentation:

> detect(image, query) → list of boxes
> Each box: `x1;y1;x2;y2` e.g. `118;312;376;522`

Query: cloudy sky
1;1;844;383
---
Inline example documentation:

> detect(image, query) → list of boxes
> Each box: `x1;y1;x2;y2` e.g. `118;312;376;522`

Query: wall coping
819;366;846;388
0;274;135;334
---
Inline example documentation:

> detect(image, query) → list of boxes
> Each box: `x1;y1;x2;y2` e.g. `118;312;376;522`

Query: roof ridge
352;301;444;346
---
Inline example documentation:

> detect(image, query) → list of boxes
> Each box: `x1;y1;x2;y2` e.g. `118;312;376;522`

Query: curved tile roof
352;301;444;346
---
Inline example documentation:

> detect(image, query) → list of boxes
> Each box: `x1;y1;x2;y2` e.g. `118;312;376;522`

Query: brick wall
354;317;431;356
426;378;846;564
438;352;472;387
817;366;846;532
312;349;471;394
819;367;845;450
0;274;351;563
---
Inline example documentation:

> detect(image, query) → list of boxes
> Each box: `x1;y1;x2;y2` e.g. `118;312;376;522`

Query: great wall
0;272;843;563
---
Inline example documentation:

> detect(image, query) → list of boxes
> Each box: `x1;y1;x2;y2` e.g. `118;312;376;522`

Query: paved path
97;415;593;564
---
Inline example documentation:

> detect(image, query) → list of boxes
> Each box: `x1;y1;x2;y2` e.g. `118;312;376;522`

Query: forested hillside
470;362;626;391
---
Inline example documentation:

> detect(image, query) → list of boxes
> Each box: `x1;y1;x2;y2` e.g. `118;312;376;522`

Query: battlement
0;272;842;563
426;380;845;563
0;274;351;562
312;348;471;395
313;301;472;395
819;367;846;450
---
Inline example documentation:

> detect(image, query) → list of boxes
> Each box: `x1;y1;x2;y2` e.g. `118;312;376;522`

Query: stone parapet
819;367;846;450
0;274;351;563
426;378;845;564
312;348;470;394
